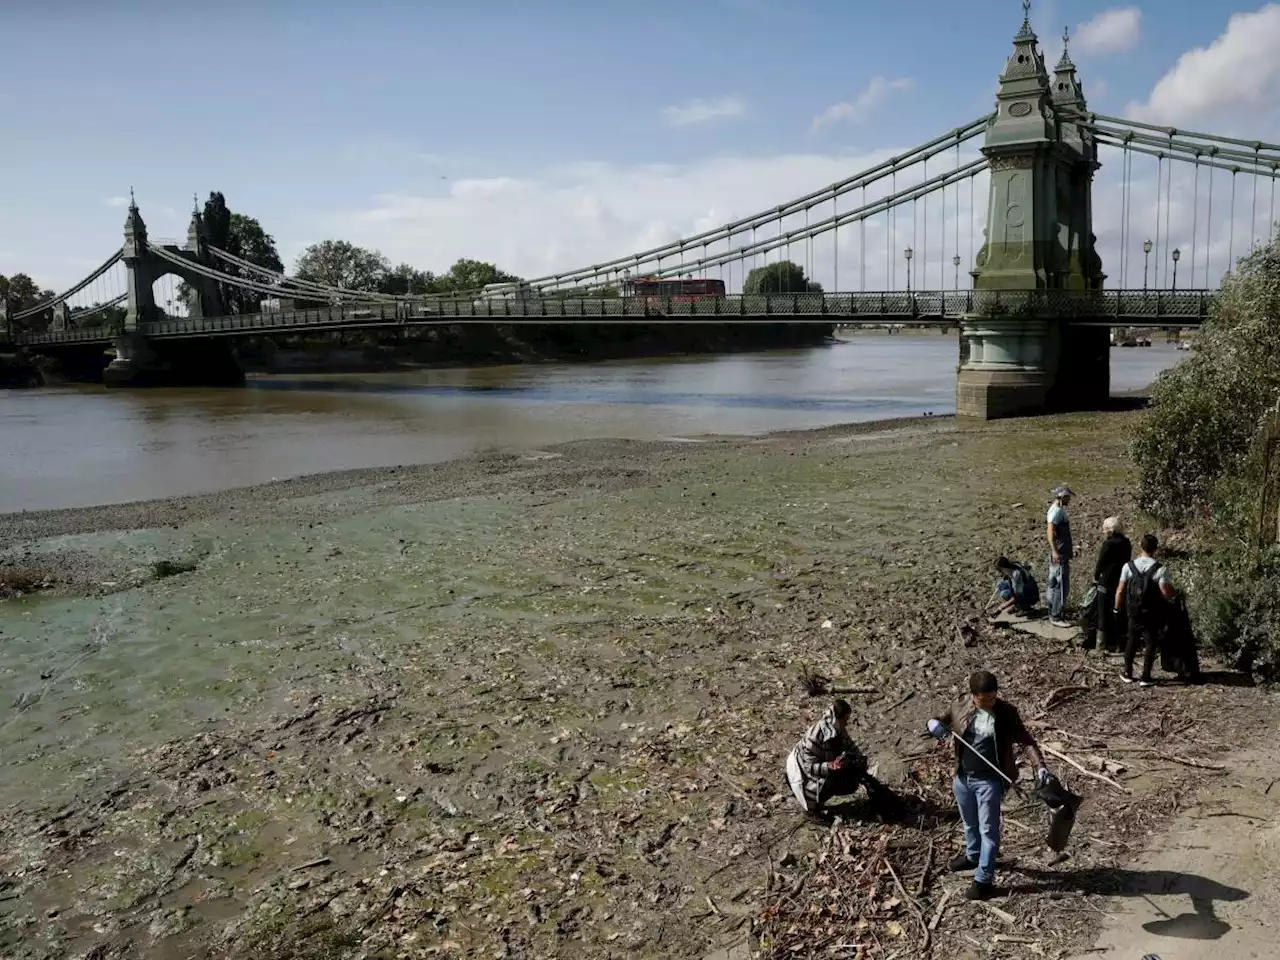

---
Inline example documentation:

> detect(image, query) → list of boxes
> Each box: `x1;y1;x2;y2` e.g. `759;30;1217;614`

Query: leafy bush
1132;241;1280;524
1130;236;1280;677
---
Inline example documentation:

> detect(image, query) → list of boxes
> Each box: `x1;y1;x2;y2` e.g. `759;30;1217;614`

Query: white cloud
1088;78;1108;101
661;97;747;127
103;196;130;208
317;131;1274;302
1125;4;1280;132
812;77;913;131
1073;7;1141;57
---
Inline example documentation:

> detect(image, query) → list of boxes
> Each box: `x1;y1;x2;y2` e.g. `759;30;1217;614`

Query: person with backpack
988;556;1039;616
1114;533;1176;686
1046;485;1074;628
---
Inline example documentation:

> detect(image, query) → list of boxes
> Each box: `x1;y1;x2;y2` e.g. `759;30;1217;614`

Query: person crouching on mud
786;699;868;815
927;671;1048;901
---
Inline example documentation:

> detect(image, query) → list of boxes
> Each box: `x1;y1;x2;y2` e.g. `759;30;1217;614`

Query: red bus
622;276;726;304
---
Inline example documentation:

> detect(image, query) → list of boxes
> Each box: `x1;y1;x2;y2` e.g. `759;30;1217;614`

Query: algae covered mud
5;399;1270;960
0;336;1182;513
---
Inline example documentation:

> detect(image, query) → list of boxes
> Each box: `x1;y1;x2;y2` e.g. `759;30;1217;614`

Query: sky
2;0;1279;296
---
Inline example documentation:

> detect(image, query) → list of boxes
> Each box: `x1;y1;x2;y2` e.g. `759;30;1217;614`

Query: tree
0;273;48;311
1130;234;1280;677
181;192;284;315
743;260;822;294
294;240;389;293
433;258;520;295
381;263;437;297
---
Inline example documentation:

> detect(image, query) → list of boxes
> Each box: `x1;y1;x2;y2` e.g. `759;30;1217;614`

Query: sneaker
965;880;995;901
1120;673;1134;684
1138;678;1154;688
1049;618;1072;628
949;853;977;873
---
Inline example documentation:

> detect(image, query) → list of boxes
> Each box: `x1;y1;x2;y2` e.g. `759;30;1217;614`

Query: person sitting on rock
785;699;868;815
988;556;1039;617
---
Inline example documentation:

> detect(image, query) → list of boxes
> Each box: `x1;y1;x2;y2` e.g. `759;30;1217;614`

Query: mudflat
0;411;1268;959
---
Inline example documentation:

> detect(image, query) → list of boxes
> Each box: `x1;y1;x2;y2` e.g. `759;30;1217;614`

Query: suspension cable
1205;156;1215;289
208;246;400;302
1190;154;1200;287
1163;136;1173;288
1252;146;1261;251
922;156;928;289
833;192;839;291
1083;120;1277;170
1154;153;1164;287
636;159;987;279
1119;137;1130;288
891;168;898;289
860;184;867;291
12;249;124;319
1064;110;1280;155
1228;168;1238;274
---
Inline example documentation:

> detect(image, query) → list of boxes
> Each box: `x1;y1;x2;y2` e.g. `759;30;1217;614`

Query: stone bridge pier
957;14;1110;418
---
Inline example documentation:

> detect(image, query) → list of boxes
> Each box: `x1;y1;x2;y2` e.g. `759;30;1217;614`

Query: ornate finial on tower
1057;25;1076;69
129;186;137;210
1016;0;1036;40
193;192;200;214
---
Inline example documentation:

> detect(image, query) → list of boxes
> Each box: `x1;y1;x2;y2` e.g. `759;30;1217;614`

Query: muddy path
0;410;1270;959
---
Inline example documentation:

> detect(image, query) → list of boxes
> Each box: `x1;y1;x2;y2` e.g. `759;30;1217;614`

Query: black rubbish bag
1159;596;1202;680
1036;773;1083;852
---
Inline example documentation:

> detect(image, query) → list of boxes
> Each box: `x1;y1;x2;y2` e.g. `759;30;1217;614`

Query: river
0;335;1184;514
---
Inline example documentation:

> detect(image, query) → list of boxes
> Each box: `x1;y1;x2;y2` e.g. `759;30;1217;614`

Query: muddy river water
0;335;1183;514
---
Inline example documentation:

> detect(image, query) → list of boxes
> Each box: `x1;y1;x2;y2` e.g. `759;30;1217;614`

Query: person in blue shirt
1045;484;1074;627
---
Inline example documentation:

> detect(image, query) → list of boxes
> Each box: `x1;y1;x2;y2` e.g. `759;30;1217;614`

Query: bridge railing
12;289;1216;345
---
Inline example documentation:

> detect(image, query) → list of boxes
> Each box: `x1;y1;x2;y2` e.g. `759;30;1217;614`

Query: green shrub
1130;236;1280;677
1132;241;1280;524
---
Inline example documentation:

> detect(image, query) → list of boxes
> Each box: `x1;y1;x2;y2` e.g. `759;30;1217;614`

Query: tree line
4;190;823;333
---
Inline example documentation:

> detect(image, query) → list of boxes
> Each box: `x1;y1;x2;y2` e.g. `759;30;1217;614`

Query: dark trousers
1125;623;1159;680
1083;590;1122;651
817;767;864;806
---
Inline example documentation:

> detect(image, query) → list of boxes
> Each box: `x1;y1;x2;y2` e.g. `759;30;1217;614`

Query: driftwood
927;888;953;931
1042;685;1091;711
1043;745;1132;794
884;856;930;955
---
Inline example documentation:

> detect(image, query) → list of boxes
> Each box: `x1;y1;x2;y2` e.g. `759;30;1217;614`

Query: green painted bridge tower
957;4;1110;418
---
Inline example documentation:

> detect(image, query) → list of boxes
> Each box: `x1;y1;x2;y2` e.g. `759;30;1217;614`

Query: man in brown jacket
927;670;1048;900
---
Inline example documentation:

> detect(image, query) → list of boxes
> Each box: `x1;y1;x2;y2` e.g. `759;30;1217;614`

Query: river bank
1;407;1270;960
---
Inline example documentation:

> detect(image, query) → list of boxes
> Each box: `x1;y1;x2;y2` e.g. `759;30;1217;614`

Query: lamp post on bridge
1142;238;1153;292
1171;248;1181;292
952;254;961;290
904;246;913;294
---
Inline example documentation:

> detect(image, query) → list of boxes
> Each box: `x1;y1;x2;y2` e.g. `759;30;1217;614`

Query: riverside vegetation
1132;230;1280;678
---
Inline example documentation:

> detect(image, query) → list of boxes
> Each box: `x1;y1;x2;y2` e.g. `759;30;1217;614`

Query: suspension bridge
7;5;1278;417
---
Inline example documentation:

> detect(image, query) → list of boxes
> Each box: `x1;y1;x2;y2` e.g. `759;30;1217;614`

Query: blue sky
2;0;1278;293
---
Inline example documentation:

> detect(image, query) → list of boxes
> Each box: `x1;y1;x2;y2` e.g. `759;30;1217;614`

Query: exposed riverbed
3;336;1235;960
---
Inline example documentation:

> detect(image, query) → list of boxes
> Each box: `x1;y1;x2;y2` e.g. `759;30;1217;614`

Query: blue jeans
1047;558;1070;619
953;773;1004;885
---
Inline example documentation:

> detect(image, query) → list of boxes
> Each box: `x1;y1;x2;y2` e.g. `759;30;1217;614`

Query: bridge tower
121;195;225;330
957;5;1109;418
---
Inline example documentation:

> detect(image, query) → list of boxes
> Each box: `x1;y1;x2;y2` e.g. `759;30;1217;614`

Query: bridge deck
15;289;1213;346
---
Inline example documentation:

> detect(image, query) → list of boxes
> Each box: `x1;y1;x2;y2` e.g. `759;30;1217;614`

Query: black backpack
1126;560;1166;628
